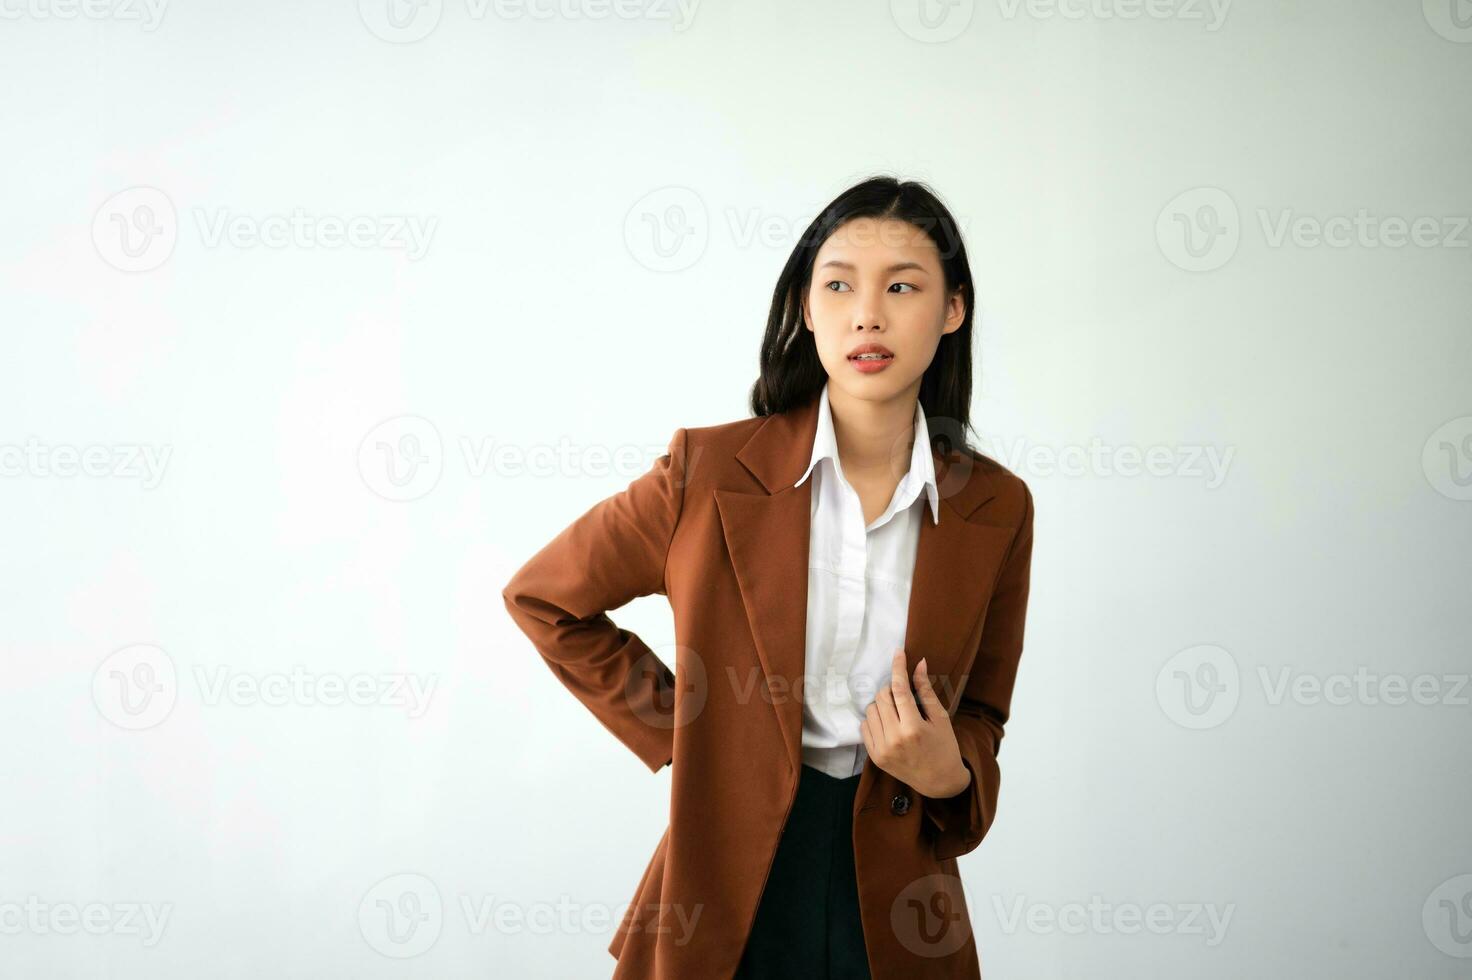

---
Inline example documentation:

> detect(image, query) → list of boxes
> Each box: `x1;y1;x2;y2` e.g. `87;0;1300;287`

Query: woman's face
802;216;966;401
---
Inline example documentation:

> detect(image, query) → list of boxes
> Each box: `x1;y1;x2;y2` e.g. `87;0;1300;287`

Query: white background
2;0;1470;977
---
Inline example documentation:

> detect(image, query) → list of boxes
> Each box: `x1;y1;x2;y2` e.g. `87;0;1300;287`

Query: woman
502;175;1036;979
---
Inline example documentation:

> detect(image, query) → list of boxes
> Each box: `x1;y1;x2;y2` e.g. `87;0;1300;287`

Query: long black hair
747;174;980;459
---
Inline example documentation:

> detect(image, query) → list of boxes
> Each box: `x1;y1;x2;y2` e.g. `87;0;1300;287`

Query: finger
889;648;922;728
864;702;887;751
913;657;945;721
874;671;900;733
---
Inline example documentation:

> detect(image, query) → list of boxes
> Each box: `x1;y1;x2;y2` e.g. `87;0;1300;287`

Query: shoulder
682;413;767;455
668;414;767;490
651;415;761;460
951;445;1033;528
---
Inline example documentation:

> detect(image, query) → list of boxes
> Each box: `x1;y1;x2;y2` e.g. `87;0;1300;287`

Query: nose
850;284;886;332
850;283;886;332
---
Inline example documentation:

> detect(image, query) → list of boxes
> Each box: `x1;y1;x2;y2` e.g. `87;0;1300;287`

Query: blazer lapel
715;392;1015;795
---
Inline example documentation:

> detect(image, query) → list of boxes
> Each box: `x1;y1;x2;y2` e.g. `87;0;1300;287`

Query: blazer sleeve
921;480;1035;861
500;426;689;774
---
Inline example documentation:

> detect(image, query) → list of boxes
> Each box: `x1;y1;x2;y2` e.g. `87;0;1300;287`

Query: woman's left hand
860;649;973;800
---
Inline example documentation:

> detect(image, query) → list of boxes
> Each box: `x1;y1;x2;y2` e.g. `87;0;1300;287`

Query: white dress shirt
793;381;941;779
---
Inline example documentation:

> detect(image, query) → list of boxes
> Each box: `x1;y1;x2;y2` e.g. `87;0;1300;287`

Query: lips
847;343;894;361
847;342;895;374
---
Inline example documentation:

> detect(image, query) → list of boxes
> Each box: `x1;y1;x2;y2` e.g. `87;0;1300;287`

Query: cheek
806;285;839;320
805;291;844;342
906;327;945;359
896;307;948;351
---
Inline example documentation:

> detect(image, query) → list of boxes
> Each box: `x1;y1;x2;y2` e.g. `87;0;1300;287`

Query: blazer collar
793;380;941;525
735;386;999;521
717;387;1015;807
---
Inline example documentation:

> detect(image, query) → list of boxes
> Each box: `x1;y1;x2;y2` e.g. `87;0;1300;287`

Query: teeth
853;353;889;360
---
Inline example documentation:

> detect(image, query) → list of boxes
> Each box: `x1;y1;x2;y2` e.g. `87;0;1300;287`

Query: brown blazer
501;391;1035;979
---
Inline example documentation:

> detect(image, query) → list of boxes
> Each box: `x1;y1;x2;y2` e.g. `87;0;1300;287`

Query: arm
921;480;1035;860
500;427;689;773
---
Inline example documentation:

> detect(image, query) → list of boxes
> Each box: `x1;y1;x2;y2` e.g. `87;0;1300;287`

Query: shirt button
890;793;911;816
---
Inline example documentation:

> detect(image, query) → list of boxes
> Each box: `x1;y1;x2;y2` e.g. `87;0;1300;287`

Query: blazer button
890;793;911;816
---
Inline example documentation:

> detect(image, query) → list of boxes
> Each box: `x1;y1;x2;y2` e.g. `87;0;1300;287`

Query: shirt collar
794;380;940;525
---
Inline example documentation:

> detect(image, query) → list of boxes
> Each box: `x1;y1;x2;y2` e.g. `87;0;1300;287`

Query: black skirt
734;763;872;980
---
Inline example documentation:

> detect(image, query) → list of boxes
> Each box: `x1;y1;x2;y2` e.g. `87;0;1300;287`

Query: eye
825;281;851;292
890;283;917;293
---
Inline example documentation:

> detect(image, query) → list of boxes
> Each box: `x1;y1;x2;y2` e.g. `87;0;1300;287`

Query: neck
826;381;922;478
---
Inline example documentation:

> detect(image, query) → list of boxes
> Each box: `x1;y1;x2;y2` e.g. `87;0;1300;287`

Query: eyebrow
816;260;930;274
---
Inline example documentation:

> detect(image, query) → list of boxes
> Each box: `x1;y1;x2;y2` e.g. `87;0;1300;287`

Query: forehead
815;216;940;266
